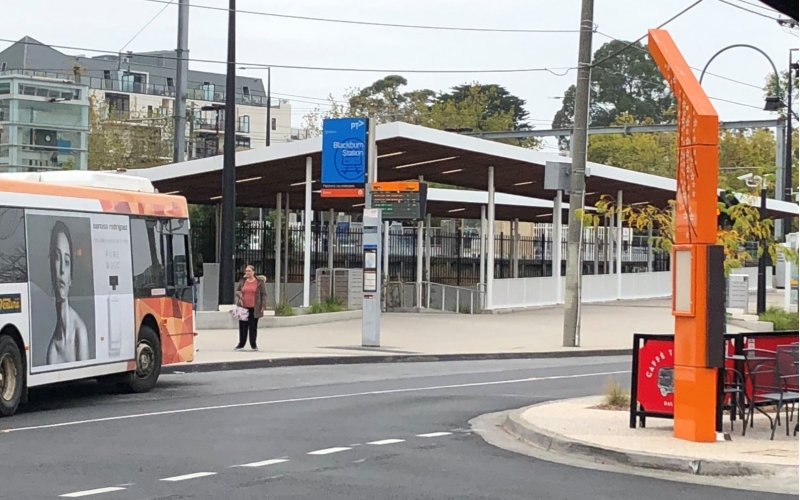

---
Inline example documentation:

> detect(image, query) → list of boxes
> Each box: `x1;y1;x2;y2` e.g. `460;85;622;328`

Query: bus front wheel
122;325;162;393
0;336;23;417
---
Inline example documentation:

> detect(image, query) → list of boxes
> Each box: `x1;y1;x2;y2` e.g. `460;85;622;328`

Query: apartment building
0;36;294;163
0;73;89;172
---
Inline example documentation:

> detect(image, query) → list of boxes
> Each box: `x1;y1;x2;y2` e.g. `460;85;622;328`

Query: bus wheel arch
120;319;162;394
0;324;26;416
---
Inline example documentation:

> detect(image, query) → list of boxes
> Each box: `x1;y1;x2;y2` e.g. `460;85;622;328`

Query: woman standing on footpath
234;265;268;351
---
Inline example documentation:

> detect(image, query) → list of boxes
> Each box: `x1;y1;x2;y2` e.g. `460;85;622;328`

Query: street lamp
699;44;784;111
738;173;769;314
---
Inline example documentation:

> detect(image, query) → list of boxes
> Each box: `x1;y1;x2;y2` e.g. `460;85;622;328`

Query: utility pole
171;0;189;164
266;67;271;147
218;0;237;306
784;52;798;236
562;0;594;347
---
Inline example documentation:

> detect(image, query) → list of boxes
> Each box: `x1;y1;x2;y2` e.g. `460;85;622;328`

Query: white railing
385;281;484;314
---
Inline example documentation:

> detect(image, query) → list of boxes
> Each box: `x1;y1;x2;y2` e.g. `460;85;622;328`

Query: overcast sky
3;0;797;151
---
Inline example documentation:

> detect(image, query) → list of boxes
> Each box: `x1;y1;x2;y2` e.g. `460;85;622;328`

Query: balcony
194;118;251;134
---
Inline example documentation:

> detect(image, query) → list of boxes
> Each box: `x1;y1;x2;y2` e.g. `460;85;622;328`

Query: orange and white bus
0;171;195;416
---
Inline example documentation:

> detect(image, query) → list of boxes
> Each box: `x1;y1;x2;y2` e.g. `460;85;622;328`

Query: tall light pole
218;0;237;305
699;44;786;312
172;0;189;163
784;49;798;237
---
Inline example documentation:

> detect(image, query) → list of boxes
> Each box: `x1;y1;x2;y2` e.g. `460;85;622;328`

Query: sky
3;0;797;152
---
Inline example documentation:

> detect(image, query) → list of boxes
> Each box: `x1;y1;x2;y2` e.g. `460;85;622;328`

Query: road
0;357;791;500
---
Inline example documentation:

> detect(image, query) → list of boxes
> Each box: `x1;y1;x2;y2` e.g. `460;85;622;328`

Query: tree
87;95;172;171
552;40;675;149
300;77;538;148
586;113;676;178
584;190;796;276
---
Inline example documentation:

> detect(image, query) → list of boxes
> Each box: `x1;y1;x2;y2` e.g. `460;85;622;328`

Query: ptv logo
351;120;365;130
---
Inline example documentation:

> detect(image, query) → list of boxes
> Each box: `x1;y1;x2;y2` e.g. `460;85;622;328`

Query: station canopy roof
130;121;798;222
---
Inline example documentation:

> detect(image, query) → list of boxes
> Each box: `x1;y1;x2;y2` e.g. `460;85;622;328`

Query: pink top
241;279;257;308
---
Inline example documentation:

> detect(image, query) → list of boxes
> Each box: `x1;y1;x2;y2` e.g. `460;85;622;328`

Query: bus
0;171;195;417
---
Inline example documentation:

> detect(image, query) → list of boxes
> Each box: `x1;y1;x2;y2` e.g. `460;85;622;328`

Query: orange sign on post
648;29;721;443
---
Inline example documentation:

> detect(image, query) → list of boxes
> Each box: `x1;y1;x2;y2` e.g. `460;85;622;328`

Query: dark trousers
237;307;258;349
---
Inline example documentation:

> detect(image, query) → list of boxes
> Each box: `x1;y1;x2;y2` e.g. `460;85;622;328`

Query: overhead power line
591;0;705;69
136;0;584;34
120;0;175;52
593;31;764;90
0;37;574;75
716;0;783;20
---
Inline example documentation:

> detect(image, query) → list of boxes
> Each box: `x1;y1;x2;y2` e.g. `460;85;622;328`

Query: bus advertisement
0;172;195;417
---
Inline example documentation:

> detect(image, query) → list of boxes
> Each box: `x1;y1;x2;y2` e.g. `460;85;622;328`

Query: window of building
0;100;8;121
167;77;174;88
105;93;130;116
271;117;277;131
17;101;85;128
236;137;251;149
238;115;250;133
0;82;9;95
130;217;165;297
0;208;28;283
202;82;214;101
121;71;146;93
242;86;250;95
0;62;7;72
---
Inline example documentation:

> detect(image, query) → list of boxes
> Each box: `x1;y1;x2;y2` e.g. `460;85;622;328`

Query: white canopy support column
274;192;282;306
616;189;623;299
302;157;313;308
646;222;654;272
553;190;563;303
486;167;496;310
416;175;424;307
425;213;432;284
479;205;487;297
512;218;520;278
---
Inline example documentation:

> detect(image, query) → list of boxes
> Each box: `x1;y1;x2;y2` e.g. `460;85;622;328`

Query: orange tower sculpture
648;29;722;442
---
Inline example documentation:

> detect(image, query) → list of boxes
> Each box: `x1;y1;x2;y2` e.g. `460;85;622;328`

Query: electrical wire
0;37;575;75
728;0;781;13
136;0;583;34
594;31;764;90
591;0;705;69
120;0;175;52
716;0;782;20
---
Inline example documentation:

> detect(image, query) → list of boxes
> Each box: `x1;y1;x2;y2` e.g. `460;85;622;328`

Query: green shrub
274;302;294;316
603;377;630;408
307;296;345;314
759;307;799;331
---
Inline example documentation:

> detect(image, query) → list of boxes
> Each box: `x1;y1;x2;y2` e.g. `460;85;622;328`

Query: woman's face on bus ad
51;231;72;301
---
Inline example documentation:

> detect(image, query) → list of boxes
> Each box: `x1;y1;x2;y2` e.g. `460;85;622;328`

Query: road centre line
238;458;289;468
59;487;127;498
160;472;217;482
367;438;405;445
308;447;352;455
1;370;628;434
417;432;452;438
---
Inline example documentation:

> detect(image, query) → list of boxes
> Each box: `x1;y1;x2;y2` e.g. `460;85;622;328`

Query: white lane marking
417;432;452;438
308;447;351;455
59;487;127;497
1;370;628;433
160;472;217;482
367;438;405;445
239;458;289;468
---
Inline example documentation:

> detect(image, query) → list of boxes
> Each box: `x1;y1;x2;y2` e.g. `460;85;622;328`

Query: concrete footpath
502;396;798;492
174;298;756;372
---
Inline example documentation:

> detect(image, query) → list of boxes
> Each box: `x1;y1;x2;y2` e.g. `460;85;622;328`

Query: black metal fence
191;222;670;286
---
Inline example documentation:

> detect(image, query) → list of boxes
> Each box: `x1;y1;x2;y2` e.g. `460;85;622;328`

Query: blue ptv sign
321;118;368;189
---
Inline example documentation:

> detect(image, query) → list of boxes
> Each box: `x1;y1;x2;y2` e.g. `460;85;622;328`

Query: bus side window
0;208;28;284
130;217;165;297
